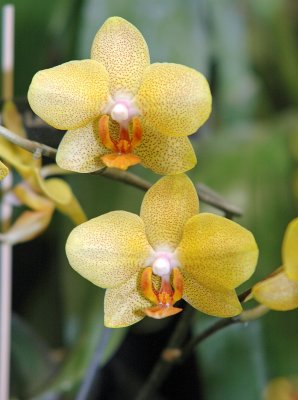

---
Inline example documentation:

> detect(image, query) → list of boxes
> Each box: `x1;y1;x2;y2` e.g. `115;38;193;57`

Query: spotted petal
135;120;197;175
182;272;242;317
177;213;258;290
104;271;151;328
66;211;152;288
252;268;298;311
140;175;199;249
282;217;298;282
91;17;150;95
56;122;108;173
28;60;109;130
136;63;211;137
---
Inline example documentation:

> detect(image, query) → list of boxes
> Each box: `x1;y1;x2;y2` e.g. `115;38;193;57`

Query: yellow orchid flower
0;102;86;244
66;174;258;328
252;217;298;310
28;17;212;174
263;377;298;400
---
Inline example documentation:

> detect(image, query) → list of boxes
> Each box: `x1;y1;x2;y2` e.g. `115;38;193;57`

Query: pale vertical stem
0;4;15;400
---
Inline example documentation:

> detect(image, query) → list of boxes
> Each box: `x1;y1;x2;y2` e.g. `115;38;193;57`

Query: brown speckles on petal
28;60;109;130
91;17;150;96
56;122;108;173
66;211;152;288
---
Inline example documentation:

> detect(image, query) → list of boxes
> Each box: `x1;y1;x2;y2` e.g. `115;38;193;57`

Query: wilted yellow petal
263;378;298;400
282;217;298;282
252;269;298;311
0;209;54;245
136;63;211;137
182;272;242;317
104;271;151;328
13;183;53;211
177;213;258;289
35;175;87;225
0;137;32;180
66;211;152;288
28;60;109;130
140;175;199;249
0;161;9;180
91;17;150;95
56;122;108;173
134;120;197;175
2;101;27;138
2;101;32;164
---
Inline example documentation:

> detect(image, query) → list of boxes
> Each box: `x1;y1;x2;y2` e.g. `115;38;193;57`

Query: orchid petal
91;17;150;95
177;213;258;289
0;209;54;245
28;60;109;130
104;271;151;328
136;63;211;136
0;161;9;180
140;175;199;249
56;122;108;173
182;272;242;317
135;120;197;175
282;217;298;282
253;268;298;311
66;211;152;288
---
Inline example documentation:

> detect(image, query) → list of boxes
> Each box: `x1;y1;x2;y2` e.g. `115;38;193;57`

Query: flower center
140;250;184;319
152;256;171;276
110;103;129;124
97;96;143;171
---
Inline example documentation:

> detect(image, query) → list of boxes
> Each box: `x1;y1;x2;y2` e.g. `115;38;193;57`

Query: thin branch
0;125;242;215
196;182;242;217
99;168;151;191
0;124;57;159
178;317;240;364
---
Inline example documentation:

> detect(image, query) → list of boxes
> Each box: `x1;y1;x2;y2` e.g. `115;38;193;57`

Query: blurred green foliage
1;0;297;398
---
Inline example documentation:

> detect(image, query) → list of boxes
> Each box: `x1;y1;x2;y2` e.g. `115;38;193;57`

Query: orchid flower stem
0;124;57;158
0;124;243;215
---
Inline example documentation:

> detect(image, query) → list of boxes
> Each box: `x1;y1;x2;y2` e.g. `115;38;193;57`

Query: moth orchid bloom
66;174;258;328
28;17;212;175
252;217;298;310
0;102;86;245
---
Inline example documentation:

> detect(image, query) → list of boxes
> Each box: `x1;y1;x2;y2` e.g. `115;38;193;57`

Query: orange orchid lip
98;115;142;170
140;266;184;319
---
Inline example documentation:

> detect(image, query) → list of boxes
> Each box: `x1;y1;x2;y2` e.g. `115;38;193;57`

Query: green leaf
32;287;127;399
10;315;56;398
